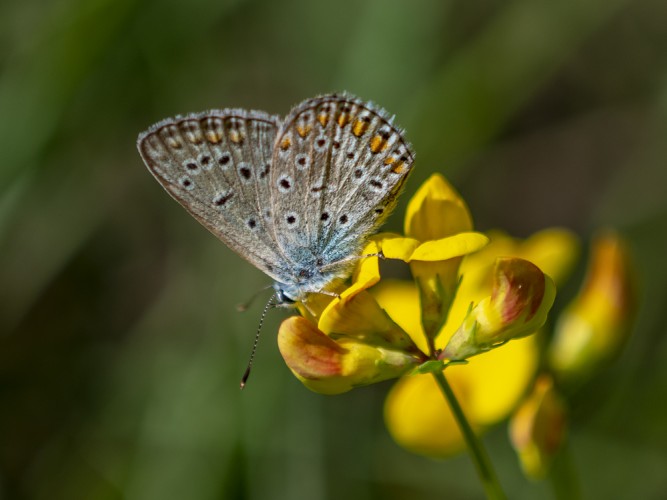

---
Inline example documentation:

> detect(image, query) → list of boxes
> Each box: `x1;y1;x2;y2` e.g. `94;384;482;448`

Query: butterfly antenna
240;294;276;389
236;284;274;312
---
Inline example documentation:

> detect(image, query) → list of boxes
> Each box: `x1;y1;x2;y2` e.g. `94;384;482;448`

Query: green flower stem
432;371;507;500
548;441;581;500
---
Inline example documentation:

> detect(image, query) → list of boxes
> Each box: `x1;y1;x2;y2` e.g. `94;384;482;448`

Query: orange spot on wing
297;124;312;138
317;113;329;127
206;131;221;143
336;110;351;128
352;119;370;137
370;135;388;154
185;131;204;144
166;138;182;149
280;136;292;150
230;130;244;144
391;162;406;174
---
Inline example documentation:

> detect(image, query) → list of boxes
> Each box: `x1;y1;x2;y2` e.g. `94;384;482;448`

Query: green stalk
548;441;581;500
432;370;507;500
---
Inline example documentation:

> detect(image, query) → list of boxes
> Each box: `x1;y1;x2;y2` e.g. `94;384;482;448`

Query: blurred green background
2;0;667;498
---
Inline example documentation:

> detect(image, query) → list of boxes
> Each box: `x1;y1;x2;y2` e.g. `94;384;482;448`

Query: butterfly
137;93;414;307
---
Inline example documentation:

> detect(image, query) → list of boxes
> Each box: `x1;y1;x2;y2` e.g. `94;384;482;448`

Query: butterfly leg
318;250;385;273
313;289;341;299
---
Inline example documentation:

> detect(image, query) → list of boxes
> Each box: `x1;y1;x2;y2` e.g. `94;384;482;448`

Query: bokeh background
2;0;667;498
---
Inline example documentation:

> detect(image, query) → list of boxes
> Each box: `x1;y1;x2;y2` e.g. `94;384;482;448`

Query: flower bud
509;374;567;478
549;230;636;382
278;316;421;395
442;258;556;360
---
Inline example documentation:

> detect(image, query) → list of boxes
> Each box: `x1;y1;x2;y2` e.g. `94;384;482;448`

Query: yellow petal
517;228;580;285
409;232;489;262
384;372;471;456
457;336;538;424
346;240;383;298
278;316;345;379
378;236;421;261
405;174;473;240
372;280;430;354
378;232;488;263
463;229;579;288
384;336;538;456
297;292;338;323
318;290;421;354
338;340;422;392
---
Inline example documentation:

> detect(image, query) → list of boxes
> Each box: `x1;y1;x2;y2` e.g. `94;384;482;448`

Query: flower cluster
278;174;557;400
381;225;575;456
277;173;636;475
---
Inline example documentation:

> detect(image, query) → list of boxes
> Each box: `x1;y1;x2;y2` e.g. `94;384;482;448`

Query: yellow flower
382;228;577;457
548;230;637;383
383;175;489;345
379;278;541;456
276;174;572;429
509;374;567;479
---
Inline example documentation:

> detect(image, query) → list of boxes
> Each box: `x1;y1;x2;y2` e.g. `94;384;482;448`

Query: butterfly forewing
137;110;289;281
271;95;415;266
